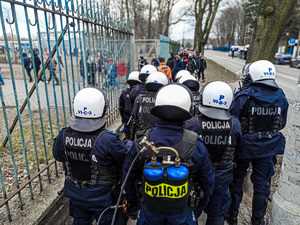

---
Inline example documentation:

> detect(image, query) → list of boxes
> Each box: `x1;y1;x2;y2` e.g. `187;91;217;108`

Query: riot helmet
199;81;233;120
151;83;193;121
174;70;191;82
70;87;108;132
127;71;141;86
139;65;157;81
145;71;169;92
178;74;200;92
244;60;277;87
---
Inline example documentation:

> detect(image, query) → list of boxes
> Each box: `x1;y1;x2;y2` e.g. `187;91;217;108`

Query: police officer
123;83;215;225
130;71;169;140
174;69;191;82
130;64;157;105
226;60;289;225
185;81;242;225
119;71;141;140
177;73;200;116
52;88;128;225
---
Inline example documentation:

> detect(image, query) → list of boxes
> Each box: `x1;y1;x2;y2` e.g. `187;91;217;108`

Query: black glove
126;199;139;220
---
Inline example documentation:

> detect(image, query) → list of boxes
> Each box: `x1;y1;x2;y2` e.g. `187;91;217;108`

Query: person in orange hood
157;57;172;81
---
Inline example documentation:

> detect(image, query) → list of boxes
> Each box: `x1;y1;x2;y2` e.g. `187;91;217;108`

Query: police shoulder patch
106;130;117;135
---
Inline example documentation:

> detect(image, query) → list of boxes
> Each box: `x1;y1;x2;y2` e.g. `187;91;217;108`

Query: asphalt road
204;50;300;102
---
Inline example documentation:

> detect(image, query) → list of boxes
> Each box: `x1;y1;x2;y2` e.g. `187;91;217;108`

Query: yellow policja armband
145;181;188;198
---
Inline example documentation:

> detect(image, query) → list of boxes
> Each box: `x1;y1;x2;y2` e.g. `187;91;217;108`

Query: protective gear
127;71;141;86
244;60;277;88
63;128;120;186
131;72;168;139
178;75;200;116
139;65;157;81
241;101;284;135
231;84;288;159
53;127;128;225
136;129;198;215
241;63;251;77
178;74;200;92
123;120;215;225
131;92;160;139
70;88;108;132
174;70;191;82
145;71;169;92
199;81;233;120
197;115;234;164
151;83;193;121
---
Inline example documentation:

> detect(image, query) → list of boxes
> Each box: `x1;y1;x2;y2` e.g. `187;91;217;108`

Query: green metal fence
159;35;180;59
0;0;133;222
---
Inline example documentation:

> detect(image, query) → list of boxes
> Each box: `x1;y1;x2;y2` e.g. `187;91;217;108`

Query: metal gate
0;0;133;222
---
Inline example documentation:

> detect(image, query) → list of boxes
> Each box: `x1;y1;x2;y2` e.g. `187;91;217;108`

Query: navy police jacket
185;115;242;151
119;86;133;124
130;82;146;105
230;83;288;159
123;120;215;203
53;127;128;211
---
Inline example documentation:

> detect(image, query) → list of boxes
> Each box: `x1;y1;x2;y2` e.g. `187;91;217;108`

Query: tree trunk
194;0;221;55
125;0;130;20
148;0;152;39
246;0;297;63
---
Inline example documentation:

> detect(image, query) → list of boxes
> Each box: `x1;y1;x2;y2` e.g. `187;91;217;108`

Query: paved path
0;79;79;110
204;50;300;102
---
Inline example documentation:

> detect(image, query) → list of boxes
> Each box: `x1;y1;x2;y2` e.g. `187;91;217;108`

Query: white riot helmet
139;65;157;81
70;88;108;132
151;83;193;121
245;60;277;87
145;71;169;92
127;71;141;86
178;74;200;92
174;70;191;82
199;81;233;120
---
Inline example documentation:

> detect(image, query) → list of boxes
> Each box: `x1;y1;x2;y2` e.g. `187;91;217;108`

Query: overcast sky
169;0;233;41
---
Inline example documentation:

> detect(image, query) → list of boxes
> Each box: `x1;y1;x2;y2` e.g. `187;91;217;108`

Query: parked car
238;48;247;60
274;53;293;64
290;56;300;68
228;47;239;57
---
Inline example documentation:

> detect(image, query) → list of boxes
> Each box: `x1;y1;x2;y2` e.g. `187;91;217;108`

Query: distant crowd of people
138;48;207;83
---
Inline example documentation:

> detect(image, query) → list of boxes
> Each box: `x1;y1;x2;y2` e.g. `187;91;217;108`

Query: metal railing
0;0;133;222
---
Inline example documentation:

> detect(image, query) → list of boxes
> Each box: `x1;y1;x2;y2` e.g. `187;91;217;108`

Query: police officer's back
177;73;200;116
130;71;169;140
123;83;215;225
53;88;128;225
185;81;242;225
119;71;141;140
130;65;157;105
226;60;288;225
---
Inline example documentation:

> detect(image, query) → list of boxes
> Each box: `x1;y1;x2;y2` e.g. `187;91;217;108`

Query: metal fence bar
0;0;133;222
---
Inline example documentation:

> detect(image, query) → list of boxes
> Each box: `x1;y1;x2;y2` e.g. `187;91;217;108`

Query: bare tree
247;0;297;63
193;0;222;54
3;6;16;63
213;3;243;46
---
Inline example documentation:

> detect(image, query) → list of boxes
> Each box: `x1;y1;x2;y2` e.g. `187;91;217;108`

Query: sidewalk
0;79;79;110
